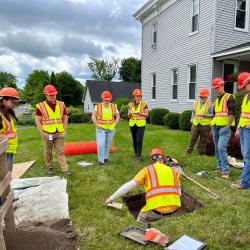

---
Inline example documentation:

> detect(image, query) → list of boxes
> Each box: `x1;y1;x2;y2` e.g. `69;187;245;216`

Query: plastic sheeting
11;177;69;224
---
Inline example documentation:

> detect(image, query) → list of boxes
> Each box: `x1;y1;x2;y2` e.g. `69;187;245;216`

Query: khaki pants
187;125;211;154
43;133;68;171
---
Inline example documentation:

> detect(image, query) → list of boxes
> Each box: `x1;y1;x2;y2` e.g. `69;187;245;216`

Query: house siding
141;0;215;112
214;0;250;53
84;89;94;113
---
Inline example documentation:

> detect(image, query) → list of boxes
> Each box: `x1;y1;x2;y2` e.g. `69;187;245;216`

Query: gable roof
85;80;141;103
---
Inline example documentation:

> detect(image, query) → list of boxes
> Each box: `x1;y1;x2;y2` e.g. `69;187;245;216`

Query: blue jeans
6;153;14;172
211;126;231;174
240;128;250;187
96;128;115;163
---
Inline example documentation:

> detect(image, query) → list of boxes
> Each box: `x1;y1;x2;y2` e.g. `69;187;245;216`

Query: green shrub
146;110;151;124
234;91;247;126
82;113;92;123
114;98;130;110
68;106;84;123
120;104;129;120
164;112;180;129
179;110;192;131
150;108;169;125
17;113;35;126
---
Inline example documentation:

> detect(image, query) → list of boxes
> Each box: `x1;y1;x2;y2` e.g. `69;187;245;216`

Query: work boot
135;156;142;161
48;168;55;175
98;162;105;167
63;170;72;175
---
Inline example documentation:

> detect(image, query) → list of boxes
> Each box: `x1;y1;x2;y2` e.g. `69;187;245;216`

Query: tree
0;72;17;88
23;70;50;105
87;57;119;81
55;71;84;106
119;57;141;83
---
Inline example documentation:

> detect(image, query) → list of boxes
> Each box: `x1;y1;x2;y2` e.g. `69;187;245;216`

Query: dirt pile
3;219;77;250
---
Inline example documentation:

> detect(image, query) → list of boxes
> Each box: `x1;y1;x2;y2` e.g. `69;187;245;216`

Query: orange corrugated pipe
64;141;116;155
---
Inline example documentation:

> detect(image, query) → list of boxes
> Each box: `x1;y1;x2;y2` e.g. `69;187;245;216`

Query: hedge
114;98;130;110
179;110;192;131
120;104;129;120
150;108;169;125
163;112;180;129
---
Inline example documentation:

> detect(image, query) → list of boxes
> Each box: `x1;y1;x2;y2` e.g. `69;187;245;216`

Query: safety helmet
0;87;20;100
133;89;142;97
101;91;112;101
238;72;250;90
199;89;210;97
43;85;58;95
212;78;224;89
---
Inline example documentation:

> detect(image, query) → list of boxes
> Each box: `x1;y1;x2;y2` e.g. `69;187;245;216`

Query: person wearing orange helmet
35;84;72;175
105;148;181;223
0;87;21;171
92;90;120;165
211;77;236;179
187;89;213;155
128;89;148;160
231;72;250;189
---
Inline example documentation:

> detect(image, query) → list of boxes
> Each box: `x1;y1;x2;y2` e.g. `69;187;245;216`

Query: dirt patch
3;219;77;250
123;190;205;220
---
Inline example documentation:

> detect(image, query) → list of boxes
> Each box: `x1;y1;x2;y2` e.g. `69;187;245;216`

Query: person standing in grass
186;89;213;155
211;78;236;179
128;89;148;160
105;149;181;223
91;91;120;166
231;72;250;189
0;87;21;171
35;84;72;175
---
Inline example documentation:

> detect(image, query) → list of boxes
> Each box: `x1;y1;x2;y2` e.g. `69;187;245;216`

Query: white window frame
190;0;200;35
151;72;156;100
187;63;198;101
151;22;158;50
234;0;249;32
171;68;178;101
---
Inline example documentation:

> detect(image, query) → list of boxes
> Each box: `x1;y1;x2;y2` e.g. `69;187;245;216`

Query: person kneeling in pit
105;149;181;223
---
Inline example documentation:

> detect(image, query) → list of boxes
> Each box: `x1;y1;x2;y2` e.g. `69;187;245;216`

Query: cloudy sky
0;0;146;87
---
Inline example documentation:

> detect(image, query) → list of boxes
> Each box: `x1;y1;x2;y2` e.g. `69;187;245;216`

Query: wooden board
12;161;36;179
107;202;123;210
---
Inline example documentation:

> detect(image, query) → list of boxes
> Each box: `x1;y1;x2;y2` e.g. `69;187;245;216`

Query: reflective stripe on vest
97;103;115;124
129;101;146;120
0;115;17;139
193;100;212;126
239;94;250;127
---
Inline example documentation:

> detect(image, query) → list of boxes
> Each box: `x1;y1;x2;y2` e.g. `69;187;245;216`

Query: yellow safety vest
192;99;212;126
211;93;235;126
239;93;250;128
36;100;65;133
129;101;147;127
0;114;18;154
95;103;117;130
141;162;181;213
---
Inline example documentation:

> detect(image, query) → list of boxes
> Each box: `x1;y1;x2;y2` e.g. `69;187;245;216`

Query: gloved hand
143;228;169;246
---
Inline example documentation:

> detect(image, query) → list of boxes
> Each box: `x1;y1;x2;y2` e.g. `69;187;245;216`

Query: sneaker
63;170;72;175
135;156;142;161
215;167;222;173
48;168;55;175
98;162;105;167
222;173;229;179
231;183;248;189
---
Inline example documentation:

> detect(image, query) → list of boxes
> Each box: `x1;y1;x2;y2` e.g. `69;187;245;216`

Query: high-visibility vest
36;100;65;133
192;99;212;126
0;114;18;154
96;103;117;130
129;101;147;127
211;93;235;126
141;162;181;213
239;93;250;128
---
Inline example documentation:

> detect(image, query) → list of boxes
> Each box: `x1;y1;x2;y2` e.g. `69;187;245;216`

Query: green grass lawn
16;122;250;249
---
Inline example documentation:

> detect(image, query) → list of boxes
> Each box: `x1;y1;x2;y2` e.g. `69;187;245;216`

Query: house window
188;64;197;99
191;0;199;33
151;23;157;49
152;73;156;99
171;69;178;100
235;0;249;30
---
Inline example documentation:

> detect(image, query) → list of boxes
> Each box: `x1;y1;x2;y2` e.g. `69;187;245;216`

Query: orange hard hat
133;89;142;97
199;89;210;97
0;87;20;99
212;78;224;89
101;91;112;101
238;72;250;90
150;148;164;158
43;85;58;95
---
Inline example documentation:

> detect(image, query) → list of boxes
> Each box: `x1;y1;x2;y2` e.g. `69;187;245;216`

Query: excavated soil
3;219;77;250
123;190;205;219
